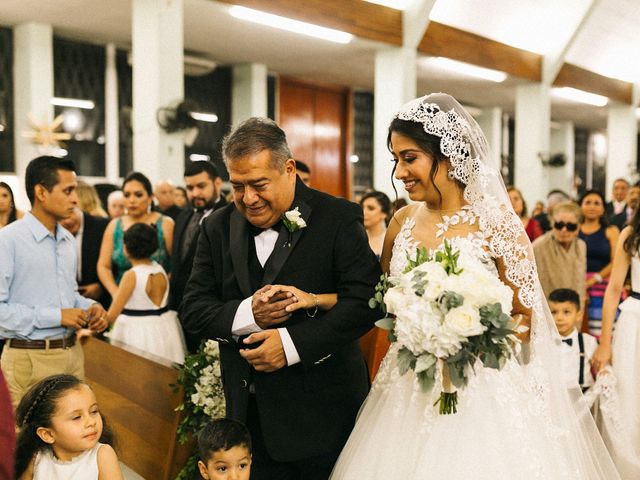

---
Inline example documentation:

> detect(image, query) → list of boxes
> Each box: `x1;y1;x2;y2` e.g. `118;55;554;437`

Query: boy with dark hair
549;288;598;391
197;419;252;480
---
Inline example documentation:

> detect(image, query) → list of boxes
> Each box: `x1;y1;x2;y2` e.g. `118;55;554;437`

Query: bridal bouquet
370;240;525;414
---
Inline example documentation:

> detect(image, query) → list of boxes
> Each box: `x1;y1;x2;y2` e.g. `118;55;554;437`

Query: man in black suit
172;160;226;348
154;180;183;220
60;207;110;305
605;178;629;230
181;118;381;480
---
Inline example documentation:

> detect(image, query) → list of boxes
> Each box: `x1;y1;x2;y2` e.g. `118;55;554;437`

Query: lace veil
395;93;620;478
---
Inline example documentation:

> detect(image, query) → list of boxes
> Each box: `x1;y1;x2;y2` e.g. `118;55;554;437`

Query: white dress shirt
231;228;301;366
560;329;598;388
612;200;625;215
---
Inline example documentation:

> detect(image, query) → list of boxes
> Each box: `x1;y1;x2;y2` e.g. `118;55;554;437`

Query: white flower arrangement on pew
173;339;226;479
370;240;526;414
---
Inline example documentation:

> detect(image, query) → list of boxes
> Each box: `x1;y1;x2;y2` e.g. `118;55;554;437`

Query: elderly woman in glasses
533;201;587;310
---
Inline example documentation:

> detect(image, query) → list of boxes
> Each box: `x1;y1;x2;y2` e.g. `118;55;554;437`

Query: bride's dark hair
387;118;454;209
623;206;640;255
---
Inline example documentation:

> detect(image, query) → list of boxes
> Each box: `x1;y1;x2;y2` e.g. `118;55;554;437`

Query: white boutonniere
282;207;307;247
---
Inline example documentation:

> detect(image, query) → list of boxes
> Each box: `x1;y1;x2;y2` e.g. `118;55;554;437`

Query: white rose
383;287;405;315
444;305;486;338
285;208;307;228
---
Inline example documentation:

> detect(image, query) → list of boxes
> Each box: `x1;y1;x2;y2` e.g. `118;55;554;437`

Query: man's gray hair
222;117;292;171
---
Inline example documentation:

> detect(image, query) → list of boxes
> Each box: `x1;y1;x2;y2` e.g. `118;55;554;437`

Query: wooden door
279;77;351;198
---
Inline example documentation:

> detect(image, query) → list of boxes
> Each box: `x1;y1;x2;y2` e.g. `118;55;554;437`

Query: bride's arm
495;256;532;343
380;207;409;274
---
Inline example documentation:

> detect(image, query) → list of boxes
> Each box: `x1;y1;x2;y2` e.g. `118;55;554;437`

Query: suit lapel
230;209;253;298
262;197;312;286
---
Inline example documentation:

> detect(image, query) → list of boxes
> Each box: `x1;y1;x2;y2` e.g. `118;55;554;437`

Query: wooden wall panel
279;81;315;168
314;89;348;197
279;77;350;198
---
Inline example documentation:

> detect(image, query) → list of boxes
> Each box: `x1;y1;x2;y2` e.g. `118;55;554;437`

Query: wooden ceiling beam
214;0;402;45
553;63;633;104
213;1;634;103
418;21;542;82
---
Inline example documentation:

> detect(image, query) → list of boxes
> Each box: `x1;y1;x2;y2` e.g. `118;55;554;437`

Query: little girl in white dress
14;374;123;479
107;223;186;364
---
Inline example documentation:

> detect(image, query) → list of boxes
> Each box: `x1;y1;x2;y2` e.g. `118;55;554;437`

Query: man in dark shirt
172;161;226;350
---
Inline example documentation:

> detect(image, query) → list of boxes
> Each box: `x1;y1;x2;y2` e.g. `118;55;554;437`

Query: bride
330;94;620;479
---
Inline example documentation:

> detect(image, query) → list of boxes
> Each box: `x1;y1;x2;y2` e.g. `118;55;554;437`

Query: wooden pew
82;336;193;479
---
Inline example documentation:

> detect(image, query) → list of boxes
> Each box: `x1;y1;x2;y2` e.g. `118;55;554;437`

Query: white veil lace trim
394;93;620;479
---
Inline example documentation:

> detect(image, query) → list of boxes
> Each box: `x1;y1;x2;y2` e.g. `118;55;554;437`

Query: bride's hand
261;285;316;312
591;343;612;372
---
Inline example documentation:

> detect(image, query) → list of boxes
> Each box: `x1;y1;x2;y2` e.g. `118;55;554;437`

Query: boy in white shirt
549;288;598;391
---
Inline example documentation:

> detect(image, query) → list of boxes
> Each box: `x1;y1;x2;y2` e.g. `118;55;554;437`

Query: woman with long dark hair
360;191;391;259
97;172;174;300
579;190;620;337
0;182;23;229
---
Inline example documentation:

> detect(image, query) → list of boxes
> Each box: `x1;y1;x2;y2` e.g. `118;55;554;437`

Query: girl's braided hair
14;374;114;478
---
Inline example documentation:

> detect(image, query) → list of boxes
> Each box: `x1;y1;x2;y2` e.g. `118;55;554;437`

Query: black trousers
246;394;340;480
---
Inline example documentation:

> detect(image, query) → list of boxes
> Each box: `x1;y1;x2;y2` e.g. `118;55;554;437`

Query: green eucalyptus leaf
415;353;437;373
397;347;417;375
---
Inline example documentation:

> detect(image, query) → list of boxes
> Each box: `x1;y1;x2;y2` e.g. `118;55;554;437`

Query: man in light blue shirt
0;156;107;407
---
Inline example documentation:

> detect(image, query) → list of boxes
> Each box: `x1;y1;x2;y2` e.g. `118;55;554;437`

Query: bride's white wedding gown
331;218;617;480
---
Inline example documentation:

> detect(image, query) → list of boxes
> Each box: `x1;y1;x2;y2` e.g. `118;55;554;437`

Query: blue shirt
0;212;95;340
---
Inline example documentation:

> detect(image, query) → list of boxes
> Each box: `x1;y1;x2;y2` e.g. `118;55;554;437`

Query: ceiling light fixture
362;0;413;9
50;97;95;110
551;87;608;107
190;112;219;123
426;57;507;83
229;6;353;44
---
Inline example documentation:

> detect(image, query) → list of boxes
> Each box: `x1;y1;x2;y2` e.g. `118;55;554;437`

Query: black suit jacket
180;180;382;462
171;198;228;318
606;201;627;230
79;213;110;306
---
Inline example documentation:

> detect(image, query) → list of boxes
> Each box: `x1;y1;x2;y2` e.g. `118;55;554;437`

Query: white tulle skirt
331;344;618;480
108;311;186;365
599;297;640;478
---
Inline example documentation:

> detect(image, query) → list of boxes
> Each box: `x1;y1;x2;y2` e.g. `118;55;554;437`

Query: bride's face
390;132;451;204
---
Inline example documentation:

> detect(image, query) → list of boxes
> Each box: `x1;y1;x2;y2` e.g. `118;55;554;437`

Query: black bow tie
248;220;282;237
562;338;573;346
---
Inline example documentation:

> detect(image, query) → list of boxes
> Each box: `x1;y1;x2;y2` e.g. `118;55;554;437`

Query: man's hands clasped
241;284;307;372
61;303;108;333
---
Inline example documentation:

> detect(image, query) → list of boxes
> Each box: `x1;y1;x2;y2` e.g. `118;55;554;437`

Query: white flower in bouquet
444;305;486;338
423;324;464;358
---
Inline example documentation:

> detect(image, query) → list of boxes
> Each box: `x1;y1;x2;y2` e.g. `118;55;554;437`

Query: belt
630;291;640;301
7;334;76;350
122;306;169;317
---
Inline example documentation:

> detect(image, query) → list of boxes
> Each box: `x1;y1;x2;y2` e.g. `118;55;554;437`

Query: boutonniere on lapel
282;207;307;247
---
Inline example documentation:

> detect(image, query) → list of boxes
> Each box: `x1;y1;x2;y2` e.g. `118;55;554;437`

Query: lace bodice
390;216;497;278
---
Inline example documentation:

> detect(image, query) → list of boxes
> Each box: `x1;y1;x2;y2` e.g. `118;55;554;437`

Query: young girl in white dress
107;223;186;364
592;215;640;478
330;94;620;479
14;374;123;480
